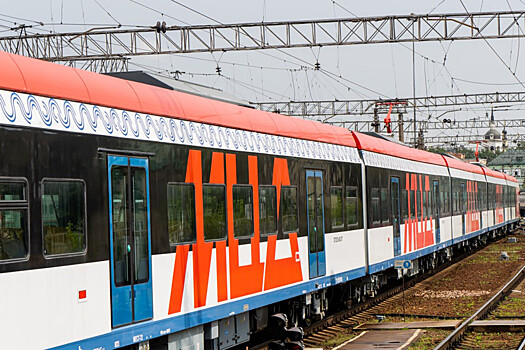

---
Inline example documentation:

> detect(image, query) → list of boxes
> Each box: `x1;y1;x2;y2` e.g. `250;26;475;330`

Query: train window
233;185;254;238
477;184;481;210
423;191;427;217
440;190;445;214
203;184;227;241
442;189;449;215
485;185;489;210
401;189;408;219
470;184;478;211
380;188;389;223
410;190;415;219
259;186;277;235
493;185;497;209
452;190;458;213
415;190;421;218
167;183;196;245
482;184;487;211
0;182;25;201
345;186;358;227
0;180;29;262
281;186;298;233
371;188;380;224
488;185;492;209
460;187;467;213
470;185;477;211
330;187;344;230
42;180;86;256
428;191;433;217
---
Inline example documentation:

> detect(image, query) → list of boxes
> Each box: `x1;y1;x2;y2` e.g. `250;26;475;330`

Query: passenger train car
0;51;518;350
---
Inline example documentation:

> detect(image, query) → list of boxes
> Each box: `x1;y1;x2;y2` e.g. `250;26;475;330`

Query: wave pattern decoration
362;151;449;176
0;90;360;163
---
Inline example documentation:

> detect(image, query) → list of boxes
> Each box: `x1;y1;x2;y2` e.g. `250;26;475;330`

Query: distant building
450;152;466;160
488;149;525;186
484;110;508;152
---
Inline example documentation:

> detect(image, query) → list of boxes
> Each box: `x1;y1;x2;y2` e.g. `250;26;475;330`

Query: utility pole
373;107;379;133
398;113;404;143
417;128;425;149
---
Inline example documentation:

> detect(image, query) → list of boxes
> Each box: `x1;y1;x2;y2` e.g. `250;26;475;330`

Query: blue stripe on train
51;218;519;350
369;218;519;274
50;266;366;350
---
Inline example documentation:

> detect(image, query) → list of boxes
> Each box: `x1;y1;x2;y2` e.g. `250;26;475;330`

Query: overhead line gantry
1;11;524;69
252;91;525;117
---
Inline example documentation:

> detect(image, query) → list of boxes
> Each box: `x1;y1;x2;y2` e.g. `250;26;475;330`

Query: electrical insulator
216;66;222;75
155;21;167;33
314;61;321;70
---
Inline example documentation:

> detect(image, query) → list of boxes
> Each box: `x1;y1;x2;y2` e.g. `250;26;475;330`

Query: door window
0;181;29;262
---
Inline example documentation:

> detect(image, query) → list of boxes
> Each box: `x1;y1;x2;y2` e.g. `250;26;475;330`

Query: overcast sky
2;1;525;144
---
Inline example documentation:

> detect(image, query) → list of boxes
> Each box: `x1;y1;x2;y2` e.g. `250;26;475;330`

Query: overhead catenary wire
125;0;388;101
504;0;523;74
166;0;392;100
128;0;192;26
92;0;121;26
327;0;521;133
458;0;525;89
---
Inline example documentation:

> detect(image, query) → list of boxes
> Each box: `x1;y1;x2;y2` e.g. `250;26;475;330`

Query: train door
460;182;466;235
306;170;326;279
108;155;153;328
433;180;441;243
390;177;401;256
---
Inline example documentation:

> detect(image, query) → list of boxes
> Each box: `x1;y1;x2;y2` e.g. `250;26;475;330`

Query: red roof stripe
0;51;357;148
481;166;507;180
351;131;447;167
440;156;485;175
504;173;518;183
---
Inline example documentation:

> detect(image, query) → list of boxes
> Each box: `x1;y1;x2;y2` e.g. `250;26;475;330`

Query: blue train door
108;156;153;328
460;182;466;235
306;170;326;279
390;177;401;256
433;180;441;243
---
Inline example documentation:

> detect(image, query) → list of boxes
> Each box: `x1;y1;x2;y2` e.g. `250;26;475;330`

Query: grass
465;332;523;349
491;297;525;318
316;331;360;349
407;329;450;350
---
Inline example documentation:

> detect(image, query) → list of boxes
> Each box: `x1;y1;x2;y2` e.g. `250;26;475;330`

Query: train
0;51;519;350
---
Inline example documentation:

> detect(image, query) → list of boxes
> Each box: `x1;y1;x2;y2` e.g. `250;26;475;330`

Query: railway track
436;264;525;350
296;223;525;349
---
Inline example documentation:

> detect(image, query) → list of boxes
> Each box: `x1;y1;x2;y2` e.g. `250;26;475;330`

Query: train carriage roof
504;173;518;184
351;131;447;167
0;51;357;148
440;156;485;175
482;166;507;180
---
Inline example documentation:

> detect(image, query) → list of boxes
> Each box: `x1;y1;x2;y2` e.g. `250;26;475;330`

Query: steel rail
433;264;525;350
